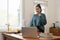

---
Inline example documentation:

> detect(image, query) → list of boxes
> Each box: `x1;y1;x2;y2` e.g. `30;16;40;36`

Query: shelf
34;0;48;4
35;0;48;2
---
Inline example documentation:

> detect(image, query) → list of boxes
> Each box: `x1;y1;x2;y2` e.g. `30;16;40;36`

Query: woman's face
36;7;41;14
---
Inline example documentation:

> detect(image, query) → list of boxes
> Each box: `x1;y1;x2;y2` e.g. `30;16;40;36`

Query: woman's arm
30;15;36;27
40;14;47;25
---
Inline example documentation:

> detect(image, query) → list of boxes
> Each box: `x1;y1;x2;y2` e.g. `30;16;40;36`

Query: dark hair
36;4;42;12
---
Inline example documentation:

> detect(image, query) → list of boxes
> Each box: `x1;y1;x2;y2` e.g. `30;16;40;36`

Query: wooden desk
2;33;60;40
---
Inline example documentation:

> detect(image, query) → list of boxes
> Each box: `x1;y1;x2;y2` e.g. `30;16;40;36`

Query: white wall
23;0;34;26
55;0;60;27
45;0;56;32
56;0;60;21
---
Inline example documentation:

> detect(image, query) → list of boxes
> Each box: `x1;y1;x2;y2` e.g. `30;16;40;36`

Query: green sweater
30;13;47;32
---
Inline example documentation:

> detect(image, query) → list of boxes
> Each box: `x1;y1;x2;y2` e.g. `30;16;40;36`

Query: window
9;0;20;26
0;0;7;26
8;0;22;31
0;0;22;31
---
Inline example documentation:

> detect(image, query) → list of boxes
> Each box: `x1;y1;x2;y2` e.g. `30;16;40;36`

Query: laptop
22;27;53;38
22;27;38;38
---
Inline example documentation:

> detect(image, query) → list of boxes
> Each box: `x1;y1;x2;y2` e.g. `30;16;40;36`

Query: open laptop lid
22;27;38;38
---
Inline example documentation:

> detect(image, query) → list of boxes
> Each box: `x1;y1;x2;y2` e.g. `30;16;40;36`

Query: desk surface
2;33;60;40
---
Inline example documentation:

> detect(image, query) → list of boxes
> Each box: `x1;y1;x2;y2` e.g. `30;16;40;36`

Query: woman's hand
45;32;50;34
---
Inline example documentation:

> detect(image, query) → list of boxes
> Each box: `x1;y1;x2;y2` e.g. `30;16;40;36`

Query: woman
30;4;47;33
